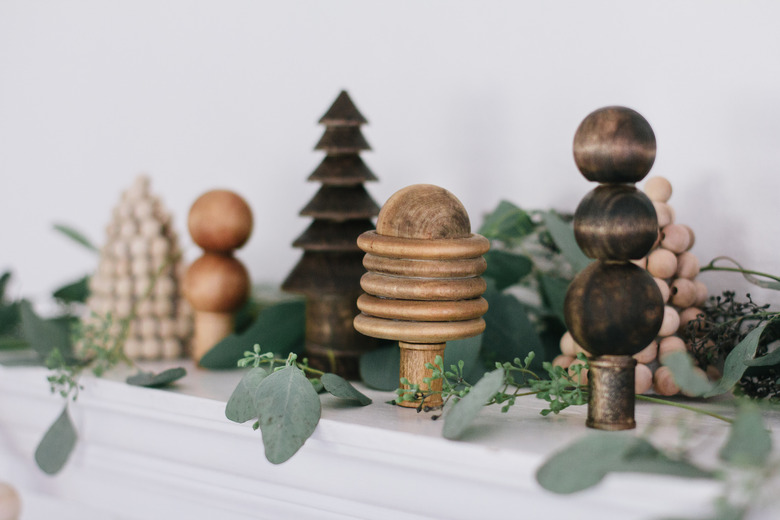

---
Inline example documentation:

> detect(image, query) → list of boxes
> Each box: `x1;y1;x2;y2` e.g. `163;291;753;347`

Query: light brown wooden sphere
188;190;253;252
574;185;658;260
644;176;672;203
676;251;701;279
653;201;674;228
647;248;678;279
375;184;470;239
564;262;664;356
658;336;687;361
660;224;691;254
670;278;698;308
633;340;658;364
183;253;250;312
635;363;653;394
573;106;656;183
658;305;681;337
653;366;680;396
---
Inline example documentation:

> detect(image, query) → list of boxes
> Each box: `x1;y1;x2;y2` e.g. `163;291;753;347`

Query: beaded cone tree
85;175;192;360
282;91;382;378
564;107;664;430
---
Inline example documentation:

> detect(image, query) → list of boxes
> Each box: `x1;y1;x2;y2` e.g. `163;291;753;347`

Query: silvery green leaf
359;345;400;391
705;323;768;397
442;368;504;440
225;367;268;423
661;351;716;397
52;223;99;252
321;373;372;405
540;211;592;273
254;366;321;464
35;406;77;475
719;403;771;467
126;367;186;388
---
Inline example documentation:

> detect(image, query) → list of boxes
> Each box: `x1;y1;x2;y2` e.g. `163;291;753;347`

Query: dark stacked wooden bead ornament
564;107;665;430
282;91;381;379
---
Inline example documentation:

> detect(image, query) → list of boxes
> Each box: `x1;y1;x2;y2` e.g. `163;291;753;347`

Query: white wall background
1;1;779;307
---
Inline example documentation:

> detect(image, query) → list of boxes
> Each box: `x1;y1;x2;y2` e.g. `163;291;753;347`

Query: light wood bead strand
354;184;489;408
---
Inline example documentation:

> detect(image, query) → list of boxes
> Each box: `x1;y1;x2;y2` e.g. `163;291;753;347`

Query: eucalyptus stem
637;395;734;424
700;264;780;284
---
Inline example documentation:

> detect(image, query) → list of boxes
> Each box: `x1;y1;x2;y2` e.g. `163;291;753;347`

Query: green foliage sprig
225;344;372;464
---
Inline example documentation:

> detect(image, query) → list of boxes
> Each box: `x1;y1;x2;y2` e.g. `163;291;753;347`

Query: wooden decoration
354;184;489;408
85;175;192;360
282;91;381;379
564;107;664;430
183;189;252;363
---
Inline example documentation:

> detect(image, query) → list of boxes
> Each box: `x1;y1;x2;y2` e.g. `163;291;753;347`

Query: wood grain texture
362;254;486;278
376;184;470;239
357;231;489;260
357;294;488;322
398;342;445;408
360;272;486;301
187;190;253;253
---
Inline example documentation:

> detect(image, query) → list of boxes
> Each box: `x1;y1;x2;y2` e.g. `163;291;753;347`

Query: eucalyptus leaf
744;318;780;367
254;366;321;464
225;367;268;423
704;323;768;397
706;256;780;291
19;300;72;359
442;368;504;440
538;274;569;325
482;250;533;290
199;300;305;369
718;403;771;467
321;373;372;405
52;276;90;304
52;223;99;253
482;288;543;371
540;211;592;273
126;367;187;388
536;433;712;494
359;344;400;391
35;406;77;475
662;351;716;397
478;200;535;243
0;336;28;350
444;334;485;382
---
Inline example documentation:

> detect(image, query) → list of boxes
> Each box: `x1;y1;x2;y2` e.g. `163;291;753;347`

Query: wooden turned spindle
183;190;253;363
565;107;664;430
354;184;489;408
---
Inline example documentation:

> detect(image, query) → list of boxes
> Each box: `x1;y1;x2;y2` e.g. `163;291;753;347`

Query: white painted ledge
1;361;778;520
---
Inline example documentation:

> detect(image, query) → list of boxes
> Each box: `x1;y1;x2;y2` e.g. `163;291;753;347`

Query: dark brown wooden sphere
188;190;253;252
573;107;656;183
564;261;663;356
574;185;658;260
376;184;471;239
182;253;250;312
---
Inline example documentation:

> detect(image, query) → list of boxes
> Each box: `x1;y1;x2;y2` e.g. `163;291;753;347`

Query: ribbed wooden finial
564;107;664;430
183;190;252;363
354;184;489;408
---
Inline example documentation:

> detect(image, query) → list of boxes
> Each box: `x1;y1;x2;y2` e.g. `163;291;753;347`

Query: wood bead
573;106;656;183
375;184;471;239
0;481;21;520
188;190;253;253
694;280;709;306
660;224;691;253
658;305;681;337
682;224;696;250
647;248;678;279
653;366;680;396
573;185;658;260
183;254;249;313
658;336;687;361
633;340;658;364
559;331;583;357
679;306;704;331
564;262;664;356
644;176;672;203
568;365;588;386
635;363;653;394
676;251;700;279
670;278;697;308
652;201;674;228
553;354;574;369
654;276;671;303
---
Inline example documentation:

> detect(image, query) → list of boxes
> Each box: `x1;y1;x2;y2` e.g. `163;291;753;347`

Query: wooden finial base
191;311;234;363
587;355;637;430
398;342;445;408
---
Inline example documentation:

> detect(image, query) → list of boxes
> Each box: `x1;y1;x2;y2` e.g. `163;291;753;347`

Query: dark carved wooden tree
282;91;381;378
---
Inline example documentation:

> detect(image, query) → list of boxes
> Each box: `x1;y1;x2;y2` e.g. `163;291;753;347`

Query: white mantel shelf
2;360;779;520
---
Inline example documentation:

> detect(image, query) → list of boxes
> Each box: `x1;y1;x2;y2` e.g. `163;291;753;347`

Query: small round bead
568;365;588;386
652;201;674;228
138;317;157;339
162;338;182;359
670;278;697;308
679;307;705;331
135;299;155;317
134;276;151;297
676;251;700;279
115;277;133;297
682;225;696;250
154;298;174;316
158;318;177;338
694;280;709;306
150;236;169;258
141;338;162;359
644;176;672;203
112;240;130;259
635;363;653;394
658;336;687;361
0;481;22;520
131;258;150;277
188;190;253;252
114;258;131;277
633;340;658;364
647;249;678;279
129;236;149;257
559;331;577;357
133;200;154;220
660;224;691;254
139;219;162;238
658;305;681;337
154;277;176;298
553;354;574;369
124;338;143;358
654;277;671;303
653;366;680;396
120;221;137;239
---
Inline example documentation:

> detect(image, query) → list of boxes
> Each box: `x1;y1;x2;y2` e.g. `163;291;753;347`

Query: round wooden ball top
188;190;253;253
564;261;664;357
573;106;656;184
376;184;471;239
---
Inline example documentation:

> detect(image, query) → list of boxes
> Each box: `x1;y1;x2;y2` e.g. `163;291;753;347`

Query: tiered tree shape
282;91;381;378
